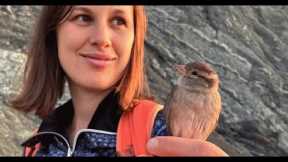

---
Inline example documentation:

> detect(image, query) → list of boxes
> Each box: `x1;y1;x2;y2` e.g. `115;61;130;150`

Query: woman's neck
67;82;113;143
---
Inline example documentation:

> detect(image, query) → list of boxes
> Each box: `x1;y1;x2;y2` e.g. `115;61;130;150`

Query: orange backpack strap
116;99;163;156
23;129;41;157
23;143;41;157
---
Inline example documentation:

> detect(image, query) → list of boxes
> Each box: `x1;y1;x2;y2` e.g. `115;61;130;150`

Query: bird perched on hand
164;61;221;140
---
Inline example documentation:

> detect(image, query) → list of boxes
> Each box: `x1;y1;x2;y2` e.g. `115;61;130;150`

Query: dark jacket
22;91;169;157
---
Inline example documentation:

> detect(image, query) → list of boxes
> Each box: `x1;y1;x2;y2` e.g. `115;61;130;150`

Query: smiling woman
9;5;228;157
9;5;155;157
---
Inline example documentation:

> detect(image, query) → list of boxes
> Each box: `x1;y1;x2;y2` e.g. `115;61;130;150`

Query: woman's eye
72;14;92;25
111;17;126;26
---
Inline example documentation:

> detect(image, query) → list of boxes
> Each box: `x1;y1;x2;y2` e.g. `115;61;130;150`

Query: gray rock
0;49;40;156
145;6;288;156
0;6;288;156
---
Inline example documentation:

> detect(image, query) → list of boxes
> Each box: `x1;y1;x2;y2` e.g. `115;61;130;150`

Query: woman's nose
88;24;112;48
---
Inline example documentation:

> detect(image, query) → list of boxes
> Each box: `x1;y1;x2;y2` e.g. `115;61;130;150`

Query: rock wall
0;6;288;156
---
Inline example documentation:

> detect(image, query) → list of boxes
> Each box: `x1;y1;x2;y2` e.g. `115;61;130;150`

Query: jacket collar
37;90;123;137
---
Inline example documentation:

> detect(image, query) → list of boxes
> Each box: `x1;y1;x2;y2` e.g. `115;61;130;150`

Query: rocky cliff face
0;6;288;156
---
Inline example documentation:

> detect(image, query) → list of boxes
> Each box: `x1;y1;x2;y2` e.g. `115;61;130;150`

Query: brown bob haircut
10;6;150;119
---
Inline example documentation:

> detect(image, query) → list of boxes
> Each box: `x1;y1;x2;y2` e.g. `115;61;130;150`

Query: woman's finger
146;136;229;157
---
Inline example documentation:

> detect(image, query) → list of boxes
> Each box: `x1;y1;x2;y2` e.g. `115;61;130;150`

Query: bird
164;61;222;140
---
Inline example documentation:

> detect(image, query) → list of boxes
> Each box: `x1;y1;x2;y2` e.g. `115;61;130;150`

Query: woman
10;5;228;157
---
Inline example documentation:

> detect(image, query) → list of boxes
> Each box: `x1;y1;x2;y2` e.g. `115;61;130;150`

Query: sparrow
164;61;221;140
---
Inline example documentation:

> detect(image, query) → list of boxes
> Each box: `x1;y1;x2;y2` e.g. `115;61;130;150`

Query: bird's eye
192;71;198;75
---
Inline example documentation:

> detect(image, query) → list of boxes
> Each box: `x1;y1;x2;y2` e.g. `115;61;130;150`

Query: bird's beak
175;64;186;75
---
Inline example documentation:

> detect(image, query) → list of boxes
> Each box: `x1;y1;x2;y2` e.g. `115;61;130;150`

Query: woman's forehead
72;5;133;14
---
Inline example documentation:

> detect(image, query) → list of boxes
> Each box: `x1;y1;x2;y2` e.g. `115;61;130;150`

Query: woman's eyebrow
111;8;130;16
72;6;92;14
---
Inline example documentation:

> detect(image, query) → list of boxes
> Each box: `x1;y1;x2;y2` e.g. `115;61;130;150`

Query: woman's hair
9;6;150;119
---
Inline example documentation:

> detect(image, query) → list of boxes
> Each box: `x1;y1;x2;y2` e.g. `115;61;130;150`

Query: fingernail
147;138;158;149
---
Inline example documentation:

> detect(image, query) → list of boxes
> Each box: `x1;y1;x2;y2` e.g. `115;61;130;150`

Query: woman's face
57;5;134;92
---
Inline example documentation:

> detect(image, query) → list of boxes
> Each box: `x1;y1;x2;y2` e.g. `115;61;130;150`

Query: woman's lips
80;53;116;68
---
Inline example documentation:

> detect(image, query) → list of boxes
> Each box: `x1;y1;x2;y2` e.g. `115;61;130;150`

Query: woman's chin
82;83;116;93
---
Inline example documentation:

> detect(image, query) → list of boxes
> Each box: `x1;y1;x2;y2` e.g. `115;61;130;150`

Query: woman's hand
146;136;229;157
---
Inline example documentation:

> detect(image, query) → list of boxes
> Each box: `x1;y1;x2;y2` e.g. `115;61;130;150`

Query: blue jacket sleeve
151;110;170;137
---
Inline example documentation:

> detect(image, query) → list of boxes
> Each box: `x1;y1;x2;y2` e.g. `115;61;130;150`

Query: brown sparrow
164;62;221;140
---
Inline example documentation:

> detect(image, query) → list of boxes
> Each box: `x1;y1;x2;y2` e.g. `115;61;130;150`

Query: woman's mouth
80;53;116;68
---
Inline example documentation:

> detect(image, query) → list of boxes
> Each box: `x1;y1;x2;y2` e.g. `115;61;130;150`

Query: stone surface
0;6;288;156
